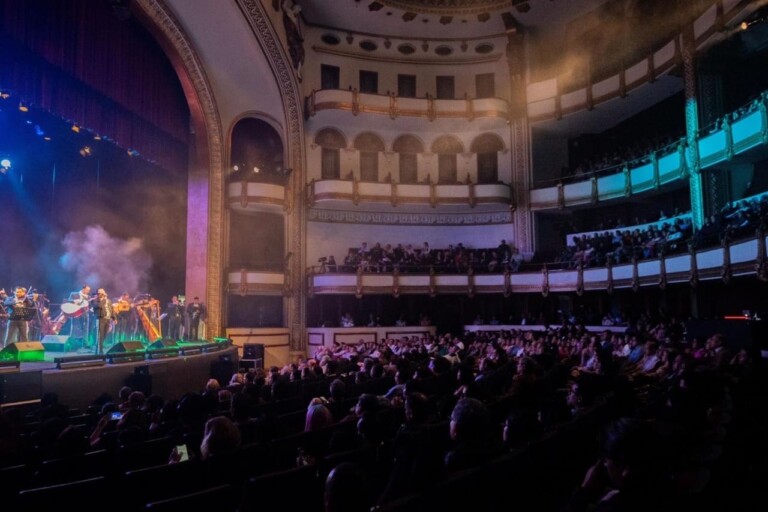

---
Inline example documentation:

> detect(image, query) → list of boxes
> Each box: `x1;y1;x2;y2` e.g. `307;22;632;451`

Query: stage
0;340;239;411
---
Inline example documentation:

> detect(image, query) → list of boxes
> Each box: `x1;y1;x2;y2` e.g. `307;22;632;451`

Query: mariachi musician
165;295;184;341
3;286;36;347
113;293;133;341
67;284;92;341
92;288;115;354
0;289;8;332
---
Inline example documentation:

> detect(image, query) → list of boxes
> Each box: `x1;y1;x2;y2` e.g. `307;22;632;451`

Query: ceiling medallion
378;1;513;16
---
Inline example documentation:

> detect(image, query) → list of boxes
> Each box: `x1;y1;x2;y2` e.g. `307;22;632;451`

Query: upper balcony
530;91;768;210
307;89;510;124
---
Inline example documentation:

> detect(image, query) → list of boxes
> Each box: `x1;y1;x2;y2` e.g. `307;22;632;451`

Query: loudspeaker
148;339;178;350
211;356;236;386
41;334;71;352
107;341;145;354
242;343;265;369
0;342;45;362
1;370;43;404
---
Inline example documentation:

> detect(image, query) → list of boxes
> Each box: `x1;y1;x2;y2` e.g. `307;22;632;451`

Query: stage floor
0;342;239;411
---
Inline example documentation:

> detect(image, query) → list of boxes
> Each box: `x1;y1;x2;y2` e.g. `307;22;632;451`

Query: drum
61;302;87;318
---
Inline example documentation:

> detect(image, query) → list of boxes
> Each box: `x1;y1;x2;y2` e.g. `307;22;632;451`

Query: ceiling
294;0;609;39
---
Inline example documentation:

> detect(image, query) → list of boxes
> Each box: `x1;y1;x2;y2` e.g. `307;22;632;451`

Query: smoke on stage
59;225;152;296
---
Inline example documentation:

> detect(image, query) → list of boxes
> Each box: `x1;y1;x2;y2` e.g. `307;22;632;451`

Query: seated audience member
564;417;669;512
444;397;499;473
199;415;242;460
306;400;335;432
324;462;372;512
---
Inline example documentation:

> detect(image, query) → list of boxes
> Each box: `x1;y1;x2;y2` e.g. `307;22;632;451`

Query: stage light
742;21;749;30
34;125;45;136
18;102;29;112
79;146;92;157
93;134;101;141
43;136;51;141
0;91;9;99
127;149;139;157
233;165;239;171
71;124;80;133
253;166;260;173
1;159;11;170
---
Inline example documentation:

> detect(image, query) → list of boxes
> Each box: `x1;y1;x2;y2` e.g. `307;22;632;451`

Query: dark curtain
0;0;189;172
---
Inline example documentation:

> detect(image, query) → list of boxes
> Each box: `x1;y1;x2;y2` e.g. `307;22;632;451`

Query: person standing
92;288;114;354
3;287;35;346
68;284;92;342
114;293;133;341
186;296;206;341
166;295;184;341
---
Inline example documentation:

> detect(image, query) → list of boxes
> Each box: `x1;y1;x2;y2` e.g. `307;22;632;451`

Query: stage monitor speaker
1;370;43;405
148;339;178;350
242;343;265;369
41;335;72;352
107;341;146;354
0;342;45;362
211;357;236;386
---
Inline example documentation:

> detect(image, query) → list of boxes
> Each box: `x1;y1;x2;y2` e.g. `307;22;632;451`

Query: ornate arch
431;135;465;154
393;134;425;154
135;0;224;337
353;132;386;152
315;128;348;149
470;132;505;153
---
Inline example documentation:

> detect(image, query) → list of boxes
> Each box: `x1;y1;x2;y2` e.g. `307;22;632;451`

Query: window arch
431;135;464;183
354;132;385;182
230;117;285;183
315;128;347;179
393;134;424;184
471;133;504;184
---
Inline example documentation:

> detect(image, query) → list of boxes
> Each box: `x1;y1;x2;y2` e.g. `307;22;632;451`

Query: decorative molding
237;0;306;351
308;208;513;225
312;46;504;65
136;0;224;339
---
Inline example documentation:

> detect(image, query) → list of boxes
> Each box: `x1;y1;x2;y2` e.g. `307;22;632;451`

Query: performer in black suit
166;295;184;340
3;287;35;346
185;296;206;341
92;288;114;354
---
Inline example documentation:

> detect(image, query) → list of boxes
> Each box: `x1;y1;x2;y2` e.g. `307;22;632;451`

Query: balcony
307;233;768;296
307;89;510;122
530;93;768;210
227;181;288;214
226;269;286;296
308;179;512;209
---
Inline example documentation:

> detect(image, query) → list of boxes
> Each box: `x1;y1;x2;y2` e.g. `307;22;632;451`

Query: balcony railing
307;89;510;122
305;232;768;296
308;179;512;209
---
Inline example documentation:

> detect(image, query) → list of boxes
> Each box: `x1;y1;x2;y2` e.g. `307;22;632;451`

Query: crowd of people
554;193;768;270
0;308;765;510
319;239;524;275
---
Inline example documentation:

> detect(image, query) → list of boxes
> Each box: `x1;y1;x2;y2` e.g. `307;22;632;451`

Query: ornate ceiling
377;0;515;16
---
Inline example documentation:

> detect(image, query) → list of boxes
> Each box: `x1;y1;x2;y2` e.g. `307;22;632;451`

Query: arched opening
354;132;385;182
393;134;424;184
431;135;464;183
230;118;286;184
315;128;347;179
471;133;505;183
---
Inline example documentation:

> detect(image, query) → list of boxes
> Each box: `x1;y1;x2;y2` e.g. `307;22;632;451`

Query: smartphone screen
176;444;189;462
110;411;123;421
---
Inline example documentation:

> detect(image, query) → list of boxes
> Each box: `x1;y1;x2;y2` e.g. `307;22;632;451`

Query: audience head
200;416;242;459
449;397;491;444
324;462;371;512
306;402;334;432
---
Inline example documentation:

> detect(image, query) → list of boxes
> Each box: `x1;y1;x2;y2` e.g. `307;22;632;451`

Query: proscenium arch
133;0;306;346
133;0;224;337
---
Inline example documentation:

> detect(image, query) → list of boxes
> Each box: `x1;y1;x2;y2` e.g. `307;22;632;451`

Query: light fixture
93;134;101;141
1;159;11;170
79;146;92;157
18;102;28;112
127;149;139;157
253;166;260;173
71;124;80;133
0;91;10;99
233;165;239;171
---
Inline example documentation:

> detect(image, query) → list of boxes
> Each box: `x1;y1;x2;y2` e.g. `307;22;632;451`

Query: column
681;25;705;230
